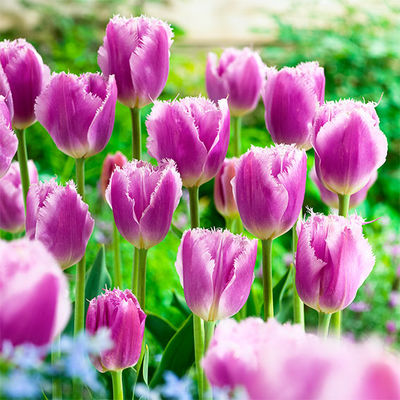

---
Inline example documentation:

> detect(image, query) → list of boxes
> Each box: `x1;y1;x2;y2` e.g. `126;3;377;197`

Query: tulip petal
0;121;17;178
205;52;228;103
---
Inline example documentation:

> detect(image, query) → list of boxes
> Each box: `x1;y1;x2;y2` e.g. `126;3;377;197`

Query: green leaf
170;223;184;239
150;314;194;387
143;345;149;386
246;287;258;317
273;267;292;316
171;290;191;317
146;313;177;348
122;367;137;400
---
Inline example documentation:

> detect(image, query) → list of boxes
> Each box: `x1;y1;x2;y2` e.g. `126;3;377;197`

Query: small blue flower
161;371;192;400
135;383;161;400
3;370;41;399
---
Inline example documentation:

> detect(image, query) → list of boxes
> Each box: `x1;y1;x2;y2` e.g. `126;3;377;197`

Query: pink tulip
0;95;17;178
175;229;257;321
0;238;70;348
26;179;94;269
0;39;50;129
98;16;173;108
99;151;127;199
86;288;146;372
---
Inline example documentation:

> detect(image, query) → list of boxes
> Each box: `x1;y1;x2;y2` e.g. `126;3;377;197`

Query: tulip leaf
170;223;184;238
171;290;191;317
143;345;149;386
146;313;177;348
246;287;258;317
149;314;194;387
273;267;292;316
122;367;137;400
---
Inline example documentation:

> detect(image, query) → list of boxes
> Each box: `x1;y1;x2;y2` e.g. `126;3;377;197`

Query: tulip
0;238;70;348
0;39;50;129
86;288;146;372
175;228;257;321
26;179;94;269
98;16;173;109
146;97;230;188
214;158;239;220
0;160;38;232
35;72;117;159
295;213;375;314
0;95;17;178
312;99;387;196
310;166;377;210
100;151;127;199
262;62;324;150
206;48;266;117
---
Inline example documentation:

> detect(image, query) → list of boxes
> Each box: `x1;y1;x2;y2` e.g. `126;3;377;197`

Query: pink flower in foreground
0;95;17;178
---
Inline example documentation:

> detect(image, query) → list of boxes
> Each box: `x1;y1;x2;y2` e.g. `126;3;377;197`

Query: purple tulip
26;179;94;269
86;288;146;372
262;62;325;149
232;144;307;240
146;97;230;187
312;99;387;195
107;159;182;249
99;151;127;199
0;160;38;233
310;166;377;210
0;39;50;129
206;48;266;116
295;213;375;313
0;238;71;348
35;72;117;159
175;229;257;321
0;96;17;178
214;158;239;219
98;16;173;108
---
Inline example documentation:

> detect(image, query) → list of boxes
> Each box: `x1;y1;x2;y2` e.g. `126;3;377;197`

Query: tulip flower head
98;15;173;108
0;95;17;178
26;179;94;269
107;159;182;249
35;72;117;159
146;96;230;187
312;99;387;195
175;228;257;321
99;151;127;199
0;238;71;348
206;47;266;116
86;288;146;372
295;213;375;313
233;144;307;240
262;61;325;149
0;38;50;129
0;160;38;233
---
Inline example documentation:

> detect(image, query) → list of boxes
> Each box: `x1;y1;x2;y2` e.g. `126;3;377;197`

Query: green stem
318;312;332;338
130;107;141;160
262;239;274;320
110;370;124;400
15;129;30;213
193;315;205;400
113;221;122;288
137;248;148;309
331;194;350;338
292;210;304;328
51;337;62;400
132;247;139;294
204;321;215;399
188;186;200;228
225;217;233;231
232;116;242;157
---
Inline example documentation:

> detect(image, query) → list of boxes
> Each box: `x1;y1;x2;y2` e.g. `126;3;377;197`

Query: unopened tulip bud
86;288;146;372
100;151;127;199
0;96;17;178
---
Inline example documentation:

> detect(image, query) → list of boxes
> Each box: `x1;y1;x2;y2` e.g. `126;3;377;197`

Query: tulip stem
193;315;205;400
51;337;62;400
262;239;274;320
110;370;124;400
132;248;139;294
137;248;148;309
113;221;122;288
188;186;200;228
331;194;350;338
292;211;304;328
15;129;30;213
130;107;141;160
203;321;216;399
318;312;332;338
232;116;242;157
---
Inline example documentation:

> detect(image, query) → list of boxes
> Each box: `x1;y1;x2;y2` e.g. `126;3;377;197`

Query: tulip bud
232;144;307;240
26;179;94;269
310;166;377;210
98;16;173;108
146;96;230;187
0;238;71;347
175;228;257;321
206;48;266;117
312;99;387;195
262;62;325;149
86;288;146;372
35;72;117;159
214;158;239;219
0;96;17;178
0;160;38;233
0;39;50;129
107;159;182;249
295;213;375;313
100;151;127;199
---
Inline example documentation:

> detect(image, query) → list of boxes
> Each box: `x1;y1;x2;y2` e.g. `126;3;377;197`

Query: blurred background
1;0;399;345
